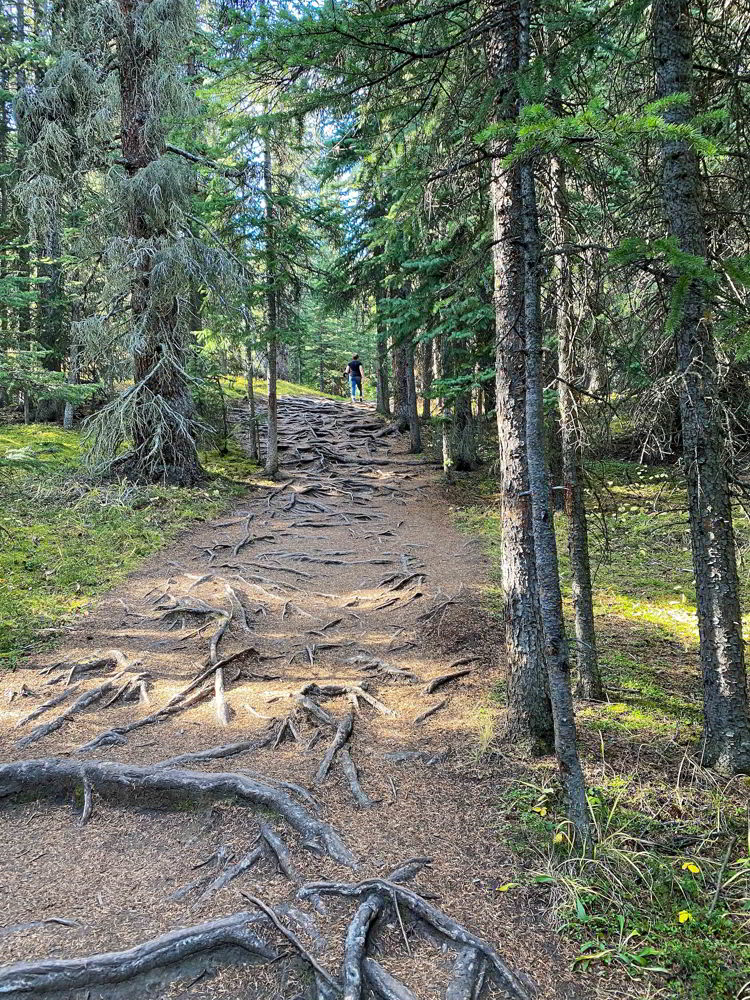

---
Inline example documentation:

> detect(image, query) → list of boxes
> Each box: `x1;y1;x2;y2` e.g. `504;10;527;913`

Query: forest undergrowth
0;380;348;667
452;462;750;1000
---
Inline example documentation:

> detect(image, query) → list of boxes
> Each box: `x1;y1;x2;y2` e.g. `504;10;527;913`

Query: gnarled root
0;911;276;995
299;878;530;1000
0;758;355;866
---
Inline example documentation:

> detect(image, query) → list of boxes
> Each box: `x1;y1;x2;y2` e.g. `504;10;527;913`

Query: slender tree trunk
244;315;259;462
421;337;432;419
263;132;278;477
654;0;750;773
451;390;477;471
392;334;409;431
519;0;590;846
16;0;32;423
486;0;553;750
551;152;603;701
318;327;324;392
405;334;421;453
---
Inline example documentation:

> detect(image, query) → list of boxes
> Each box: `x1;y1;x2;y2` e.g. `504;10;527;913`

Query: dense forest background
3;1;750;995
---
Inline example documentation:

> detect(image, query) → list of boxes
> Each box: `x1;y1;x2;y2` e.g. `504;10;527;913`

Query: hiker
345;354;364;402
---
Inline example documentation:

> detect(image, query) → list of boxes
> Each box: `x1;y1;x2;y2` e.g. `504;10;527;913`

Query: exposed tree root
414;698;448;725
260;821;300;882
343;894;383;1000
16;674;127;750
196;840;265;903
363;958;418;1000
340;749;378;809
424;668;473;695
299;878;530;1000
446;947;486;1000
155;731;276;769
15;684;81;728
0;758;355;866
314;712;354;785
0;911;276;996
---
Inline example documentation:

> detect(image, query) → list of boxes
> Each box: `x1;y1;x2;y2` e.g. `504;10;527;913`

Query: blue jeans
350;375;362;399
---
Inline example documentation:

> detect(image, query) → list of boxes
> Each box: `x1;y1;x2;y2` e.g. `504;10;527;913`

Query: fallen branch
241;894;338;990
414;699;448;725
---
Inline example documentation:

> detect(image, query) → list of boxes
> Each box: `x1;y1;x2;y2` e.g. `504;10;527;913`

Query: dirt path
0;397;585;1000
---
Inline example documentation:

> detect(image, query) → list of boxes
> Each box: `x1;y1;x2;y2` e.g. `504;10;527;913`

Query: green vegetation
0;423;257;667
455;459;750;999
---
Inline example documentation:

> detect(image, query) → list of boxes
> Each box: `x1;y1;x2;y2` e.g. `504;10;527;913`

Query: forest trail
0;397;585;1000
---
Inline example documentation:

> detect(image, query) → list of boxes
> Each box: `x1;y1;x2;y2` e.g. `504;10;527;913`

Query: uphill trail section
0;396;585;1000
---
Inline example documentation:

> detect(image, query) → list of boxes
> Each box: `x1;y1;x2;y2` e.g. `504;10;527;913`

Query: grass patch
450;459;750;998
0;423;257;667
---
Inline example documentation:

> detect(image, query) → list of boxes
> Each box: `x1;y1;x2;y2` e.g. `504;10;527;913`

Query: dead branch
241;894;338;990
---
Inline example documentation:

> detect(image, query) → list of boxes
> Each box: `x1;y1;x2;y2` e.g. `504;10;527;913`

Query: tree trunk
451;390;477;471
117;0;202;485
551;152;603;702
392;335;409;431
263;132;279;477
405;334;421;453
654;0;750;773
244;315;259;462
519;0;591;847
486;0;553;751
421;337;432;419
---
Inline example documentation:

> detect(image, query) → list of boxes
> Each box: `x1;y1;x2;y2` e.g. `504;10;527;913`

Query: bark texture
519;0;590;846
264;133;279;476
654;0;750;773
551;152;603;701
486;0;553;750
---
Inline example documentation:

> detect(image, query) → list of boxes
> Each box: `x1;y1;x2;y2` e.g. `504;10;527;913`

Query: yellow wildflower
677;910;692;924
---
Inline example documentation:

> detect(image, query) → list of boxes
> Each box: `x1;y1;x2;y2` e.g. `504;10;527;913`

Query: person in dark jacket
345;354;364;402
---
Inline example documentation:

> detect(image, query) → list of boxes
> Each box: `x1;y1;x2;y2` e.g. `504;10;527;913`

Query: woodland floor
0;396;610;1000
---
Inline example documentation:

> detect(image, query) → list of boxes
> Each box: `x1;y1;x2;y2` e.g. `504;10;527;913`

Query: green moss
0;424;255;667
